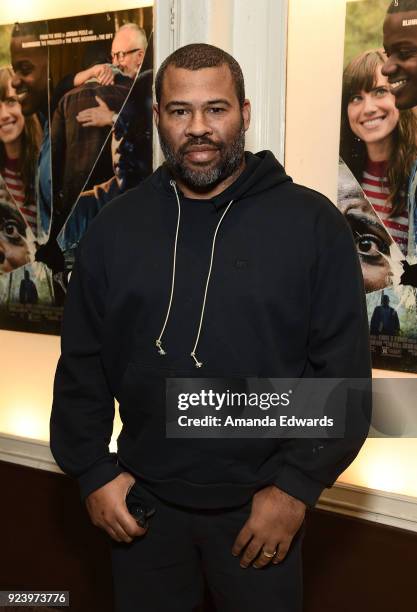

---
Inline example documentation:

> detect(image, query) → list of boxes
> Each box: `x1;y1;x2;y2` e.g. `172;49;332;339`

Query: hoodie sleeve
50;241;124;501
273;205;372;508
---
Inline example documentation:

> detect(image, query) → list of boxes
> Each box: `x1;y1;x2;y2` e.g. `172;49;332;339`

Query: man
370;294;400;336
75;24;148;129
50;44;372;612
10;22;51;245
382;0;417;261
56;69;153;270
51;65;130;217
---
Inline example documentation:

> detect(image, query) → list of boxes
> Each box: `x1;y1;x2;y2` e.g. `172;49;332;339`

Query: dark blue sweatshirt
50;151;372;509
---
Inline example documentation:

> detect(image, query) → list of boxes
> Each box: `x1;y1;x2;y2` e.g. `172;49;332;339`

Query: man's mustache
179;137;222;155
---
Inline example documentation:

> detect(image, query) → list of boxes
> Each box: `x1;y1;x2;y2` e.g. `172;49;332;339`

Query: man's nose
381;57;397;77
185;111;212;137
11;73;21;90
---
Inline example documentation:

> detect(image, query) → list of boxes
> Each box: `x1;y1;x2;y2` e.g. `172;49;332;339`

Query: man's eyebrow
165;100;191;109
165;99;232;109
206;99;232;106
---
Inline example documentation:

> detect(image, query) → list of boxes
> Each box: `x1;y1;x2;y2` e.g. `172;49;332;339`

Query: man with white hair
75;24;148;129
111;24;148;79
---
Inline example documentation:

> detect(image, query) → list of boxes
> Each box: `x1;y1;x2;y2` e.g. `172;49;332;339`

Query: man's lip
16;90;28;100
388;78;409;94
184;146;219;153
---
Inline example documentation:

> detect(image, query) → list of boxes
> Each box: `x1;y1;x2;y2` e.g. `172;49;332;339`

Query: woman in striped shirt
0;66;42;239
340;49;417;257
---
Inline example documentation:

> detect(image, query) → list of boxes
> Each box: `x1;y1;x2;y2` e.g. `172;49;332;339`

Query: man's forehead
384;11;417;42
112;29;135;51
161;64;235;100
11;36;45;59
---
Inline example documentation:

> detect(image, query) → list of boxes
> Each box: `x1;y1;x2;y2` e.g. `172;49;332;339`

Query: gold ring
262;549;277;558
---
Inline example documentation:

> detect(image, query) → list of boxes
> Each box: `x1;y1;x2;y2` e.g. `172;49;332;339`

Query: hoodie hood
151;150;292;208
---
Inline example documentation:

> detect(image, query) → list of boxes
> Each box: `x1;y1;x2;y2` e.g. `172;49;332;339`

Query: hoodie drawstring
155;179;234;368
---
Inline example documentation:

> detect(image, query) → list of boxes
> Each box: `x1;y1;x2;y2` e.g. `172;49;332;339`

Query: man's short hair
11;20;48;40
117;23;148;51
155;43;245;107
387;0;417;13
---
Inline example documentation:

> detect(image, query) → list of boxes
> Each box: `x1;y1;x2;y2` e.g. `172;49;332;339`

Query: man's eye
172;109;188;116
208;107;225;113
354;232;389;259
3;221;19;237
398;50;415;60
17;64;33;76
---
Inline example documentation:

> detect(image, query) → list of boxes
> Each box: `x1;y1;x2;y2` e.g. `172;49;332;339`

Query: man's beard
158;118;245;192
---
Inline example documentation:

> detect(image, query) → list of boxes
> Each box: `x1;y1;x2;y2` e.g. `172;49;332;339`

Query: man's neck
173;157;246;200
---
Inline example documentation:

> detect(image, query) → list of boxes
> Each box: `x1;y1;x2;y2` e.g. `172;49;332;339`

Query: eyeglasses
111;48;142;62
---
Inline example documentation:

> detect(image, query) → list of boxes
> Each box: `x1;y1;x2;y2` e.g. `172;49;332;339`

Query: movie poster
339;0;417;373
0;6;153;334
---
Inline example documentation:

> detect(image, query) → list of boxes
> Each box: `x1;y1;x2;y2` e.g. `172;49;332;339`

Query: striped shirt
3;156;37;236
361;159;408;256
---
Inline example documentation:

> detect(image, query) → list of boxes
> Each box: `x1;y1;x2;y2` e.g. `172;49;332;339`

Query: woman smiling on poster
340;49;417;258
0;66;42;240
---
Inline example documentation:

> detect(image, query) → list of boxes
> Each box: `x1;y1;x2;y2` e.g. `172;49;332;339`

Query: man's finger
272;539;290;564
117;508;147;539
105;518;135;543
253;542;279;569
238;537;264;568
95;96;109;109
103;524;123;543
231;523;252;557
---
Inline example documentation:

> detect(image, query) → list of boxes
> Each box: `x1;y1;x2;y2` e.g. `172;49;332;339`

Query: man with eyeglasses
75;24;148;130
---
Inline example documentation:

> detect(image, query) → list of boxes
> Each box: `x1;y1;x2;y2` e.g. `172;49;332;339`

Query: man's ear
242;99;251;132
153;103;160;127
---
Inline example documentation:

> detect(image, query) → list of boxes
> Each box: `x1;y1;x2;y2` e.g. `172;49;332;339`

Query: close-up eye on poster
0;1;416;612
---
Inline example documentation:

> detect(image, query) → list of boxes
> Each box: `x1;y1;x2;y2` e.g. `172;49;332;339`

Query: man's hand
74;64;115;87
76;96;113;128
85;471;146;543
231;485;306;568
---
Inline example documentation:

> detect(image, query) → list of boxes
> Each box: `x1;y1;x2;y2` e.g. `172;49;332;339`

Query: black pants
111;482;305;612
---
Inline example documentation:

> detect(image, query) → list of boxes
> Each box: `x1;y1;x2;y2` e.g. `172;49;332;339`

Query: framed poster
0;5;153;334
338;0;417;373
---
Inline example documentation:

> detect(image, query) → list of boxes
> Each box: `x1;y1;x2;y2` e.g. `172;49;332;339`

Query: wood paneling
1;461;416;612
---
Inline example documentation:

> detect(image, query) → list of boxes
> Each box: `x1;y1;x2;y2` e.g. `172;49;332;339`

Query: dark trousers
111;483;305;612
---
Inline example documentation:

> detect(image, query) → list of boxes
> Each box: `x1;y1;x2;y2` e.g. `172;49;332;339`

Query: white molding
317;481;417;533
1;432;417;532
0;432;62;474
232;0;288;162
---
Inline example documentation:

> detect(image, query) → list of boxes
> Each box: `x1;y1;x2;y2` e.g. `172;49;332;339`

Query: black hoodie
50;151;372;509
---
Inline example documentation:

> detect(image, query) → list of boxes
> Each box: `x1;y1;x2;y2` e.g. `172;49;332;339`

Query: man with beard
50;44;372;611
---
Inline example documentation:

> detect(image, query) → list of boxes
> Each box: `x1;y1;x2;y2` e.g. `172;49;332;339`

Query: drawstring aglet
191;352;203;368
156;339;167;355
